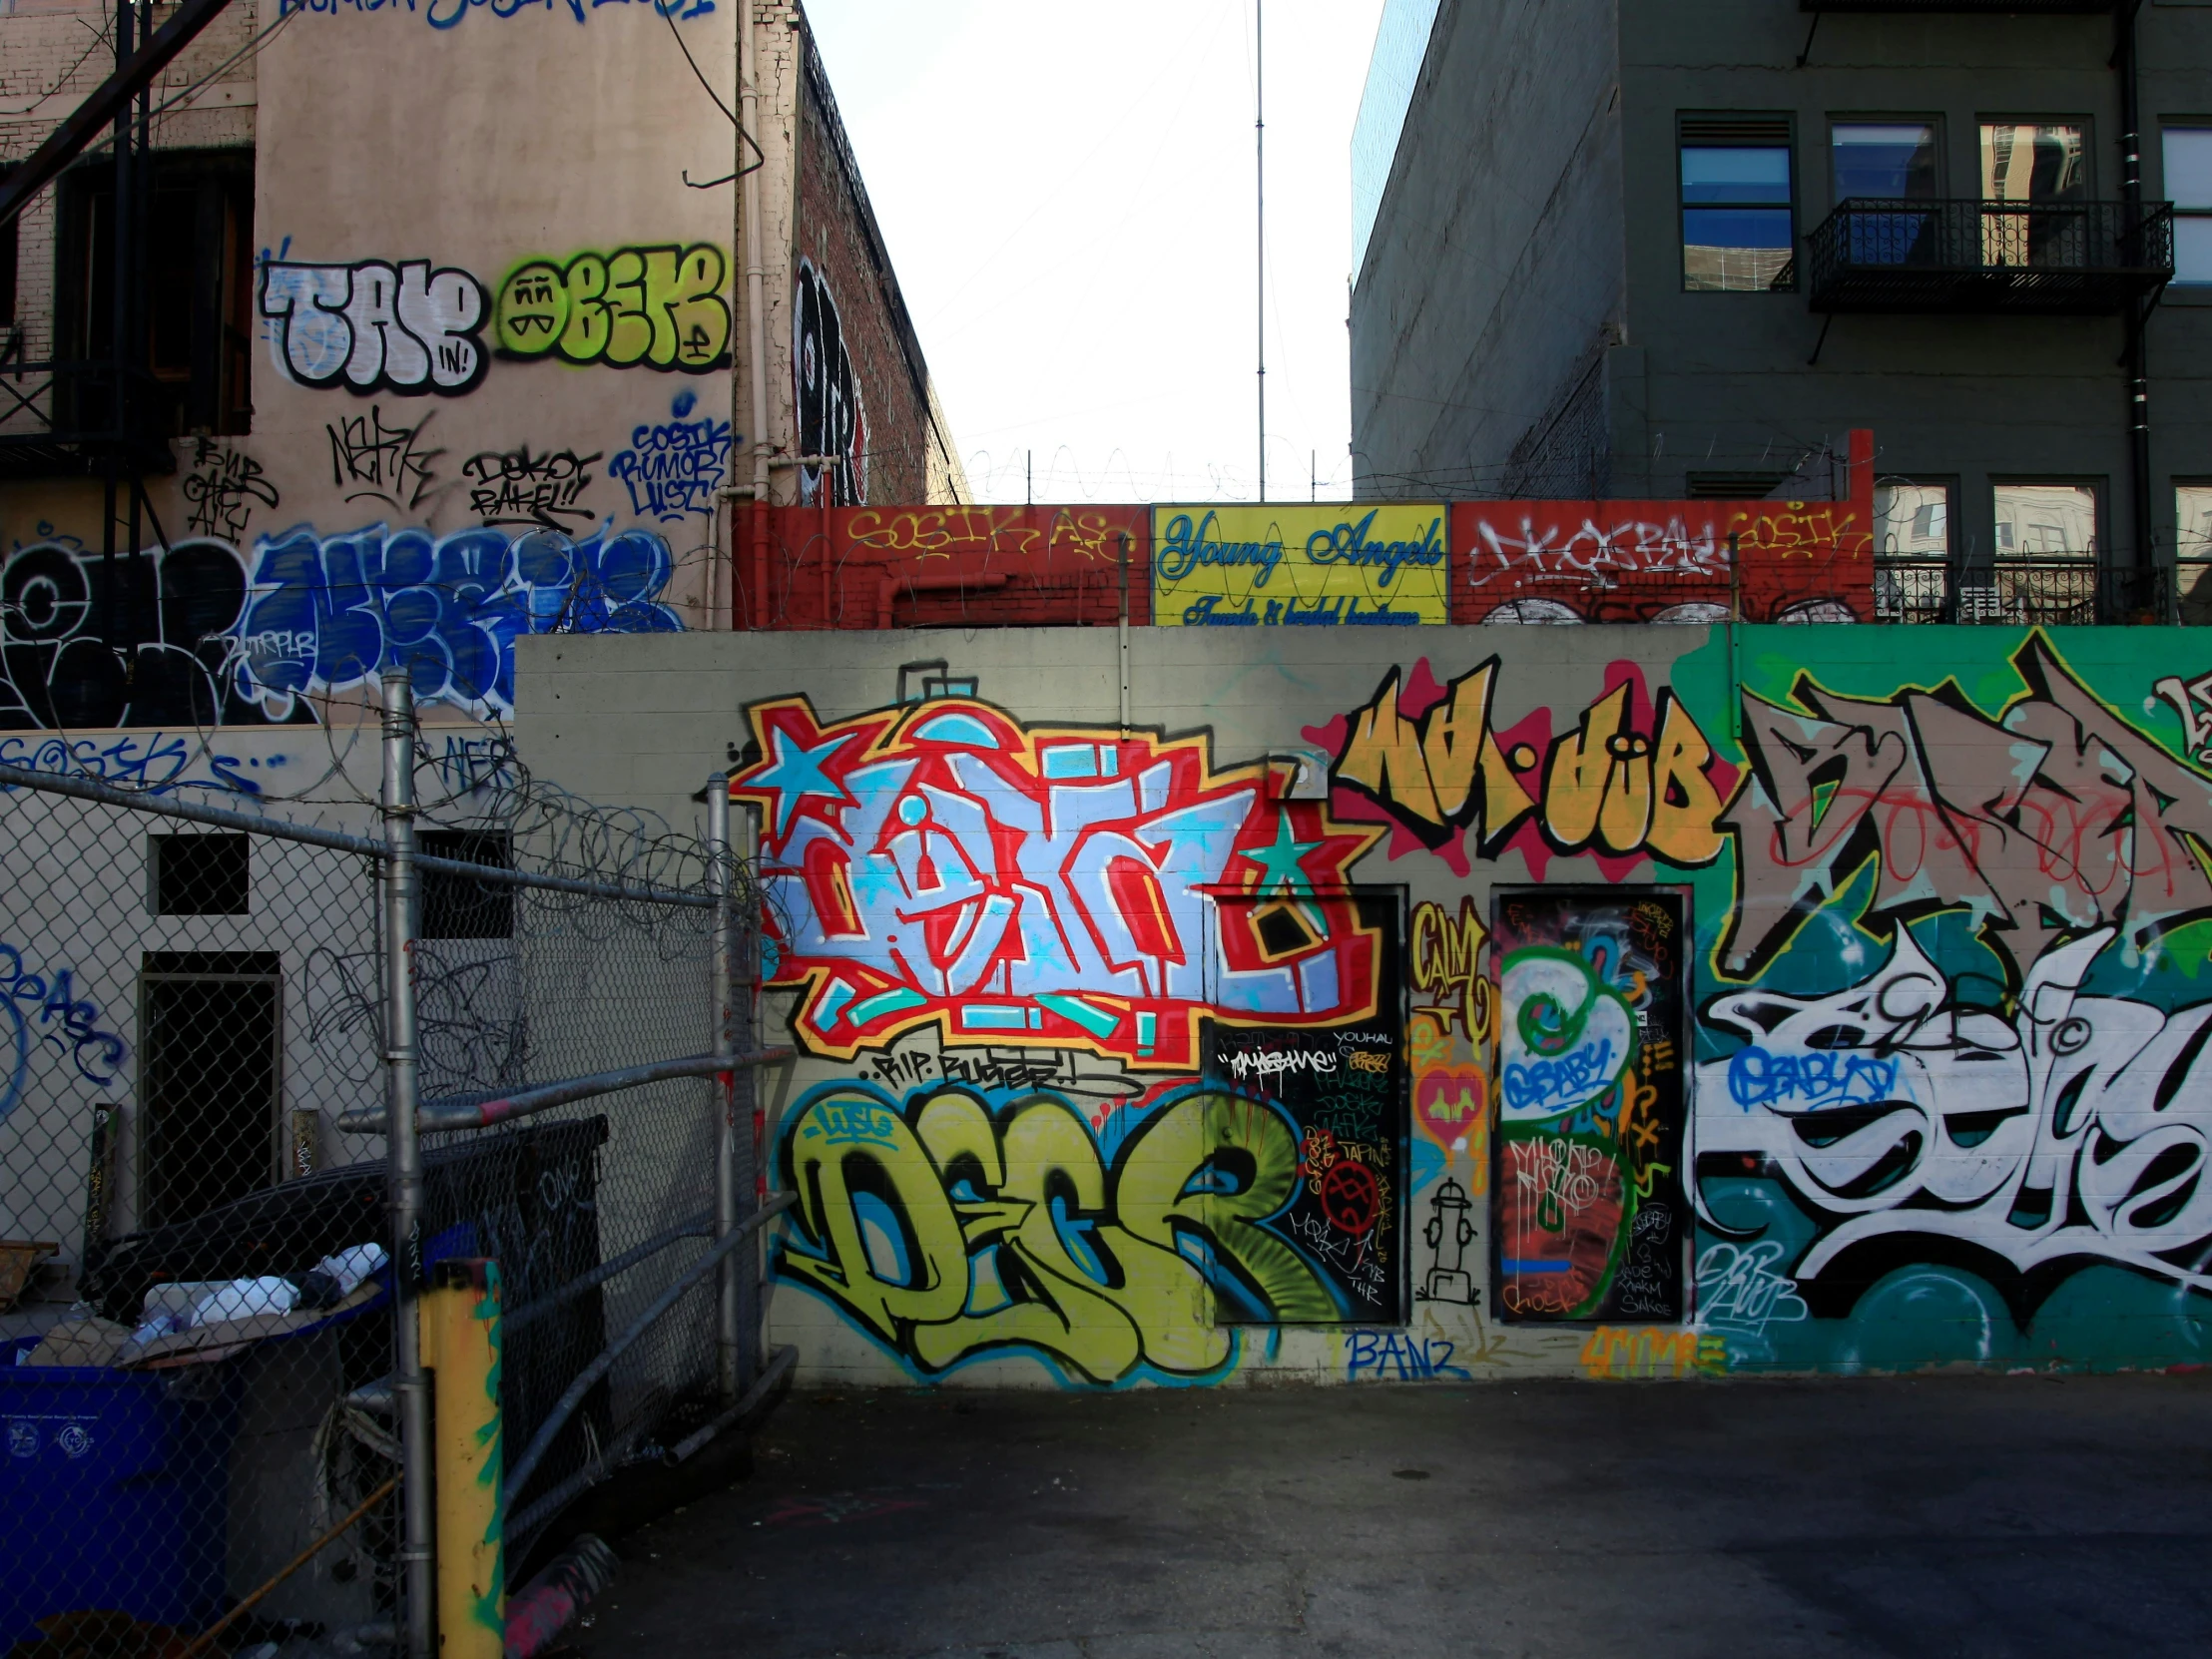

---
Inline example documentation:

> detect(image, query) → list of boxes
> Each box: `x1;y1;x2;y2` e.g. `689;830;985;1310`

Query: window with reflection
2178;484;2212;624
2165;129;2212;284
1874;480;1950;622
1994;482;2098;555
1681;119;1795;291
1833;123;1941;266
1980;123;2087;268
1835;122;1940;199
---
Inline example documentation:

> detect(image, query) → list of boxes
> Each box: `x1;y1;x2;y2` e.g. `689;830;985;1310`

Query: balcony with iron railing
1875;558;2172;626
0;338;185;481
1807;198;2174;313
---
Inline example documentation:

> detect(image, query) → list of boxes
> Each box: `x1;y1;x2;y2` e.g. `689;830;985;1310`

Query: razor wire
0;703;771;1658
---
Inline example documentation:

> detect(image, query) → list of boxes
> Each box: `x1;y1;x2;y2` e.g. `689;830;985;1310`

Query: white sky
804;0;1386;505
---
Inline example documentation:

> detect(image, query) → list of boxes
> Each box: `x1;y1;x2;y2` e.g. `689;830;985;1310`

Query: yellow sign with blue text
1151;505;1449;627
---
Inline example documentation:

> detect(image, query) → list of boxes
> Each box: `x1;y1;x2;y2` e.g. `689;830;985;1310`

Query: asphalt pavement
570;1375;2212;1658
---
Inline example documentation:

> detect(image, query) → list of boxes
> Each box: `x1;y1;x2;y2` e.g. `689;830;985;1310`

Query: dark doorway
140;951;281;1228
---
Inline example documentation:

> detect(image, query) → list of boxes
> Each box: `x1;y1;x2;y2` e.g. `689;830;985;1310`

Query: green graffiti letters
778;1085;1340;1382
494;245;731;371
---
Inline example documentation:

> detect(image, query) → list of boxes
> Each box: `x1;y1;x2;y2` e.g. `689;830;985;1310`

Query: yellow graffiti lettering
780;1086;1336;1383
1410;896;1489;1041
1647;693;1727;864
496;244;731;372
1334;662;1727;869
1334;662;1537;847
1577;1326;1727;1381
1543;683;1628;849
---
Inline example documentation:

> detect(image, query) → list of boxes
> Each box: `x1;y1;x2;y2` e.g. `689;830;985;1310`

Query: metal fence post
708;772;740;1401
735;799;762;1389
384;673;436;1659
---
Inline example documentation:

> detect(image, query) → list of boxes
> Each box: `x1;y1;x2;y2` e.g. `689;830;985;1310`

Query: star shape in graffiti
1239;813;1325;924
751;722;857;836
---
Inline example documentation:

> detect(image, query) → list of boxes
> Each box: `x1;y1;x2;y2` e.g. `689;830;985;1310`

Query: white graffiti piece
1696;925;2212;1300
2151;669;2212;766
260;260;489;394
1497;950;1635;1121
1693;1240;1809;1338
1225;1047;1339;1083
1463;513;1733;589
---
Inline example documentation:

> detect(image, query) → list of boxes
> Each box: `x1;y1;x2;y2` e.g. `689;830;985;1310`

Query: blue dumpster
0;1338;235;1646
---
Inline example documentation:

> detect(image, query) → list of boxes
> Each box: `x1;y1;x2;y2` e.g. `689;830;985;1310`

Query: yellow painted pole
421;1258;505;1659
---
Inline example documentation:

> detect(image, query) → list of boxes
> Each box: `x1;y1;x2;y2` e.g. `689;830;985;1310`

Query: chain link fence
1;682;778;1659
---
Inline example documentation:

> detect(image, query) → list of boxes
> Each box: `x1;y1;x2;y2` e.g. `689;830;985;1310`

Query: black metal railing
1807;198;2174;313
1874;559;2172;626
0;350;177;479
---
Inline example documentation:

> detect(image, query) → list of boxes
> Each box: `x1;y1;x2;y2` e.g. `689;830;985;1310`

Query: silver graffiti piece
1697;924;2212;1301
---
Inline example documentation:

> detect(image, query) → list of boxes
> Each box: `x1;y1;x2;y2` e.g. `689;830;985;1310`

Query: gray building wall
1350;0;1625;501
1354;0;2212;565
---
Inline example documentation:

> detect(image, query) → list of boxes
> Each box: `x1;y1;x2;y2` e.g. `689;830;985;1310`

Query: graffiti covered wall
516;620;2212;1386
0;0;739;733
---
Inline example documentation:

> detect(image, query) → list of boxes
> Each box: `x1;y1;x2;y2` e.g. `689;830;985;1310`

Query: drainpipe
741;0;772;628
2117;0;2155;617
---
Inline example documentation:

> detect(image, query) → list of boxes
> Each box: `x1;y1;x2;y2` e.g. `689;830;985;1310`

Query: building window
150;832;250;916
1993;481;2097;557
2165;128;2212;283
59;150;254;437
2177;483;2212;623
1877;481;1951;555
420;830;516;941
1680;117;1796;292
1834;121;1941;200
1980;122;2088;267
1874;480;1951;621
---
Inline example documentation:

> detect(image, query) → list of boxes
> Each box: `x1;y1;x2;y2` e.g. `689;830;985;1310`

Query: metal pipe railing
381;675;436;1659
501;1210;713;1339
499;1191;796;1514
334;1047;794;1134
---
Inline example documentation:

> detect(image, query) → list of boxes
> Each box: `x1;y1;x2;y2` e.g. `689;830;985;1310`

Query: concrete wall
1350;0;1624;501
516;620;2212;1385
1353;0;2212;559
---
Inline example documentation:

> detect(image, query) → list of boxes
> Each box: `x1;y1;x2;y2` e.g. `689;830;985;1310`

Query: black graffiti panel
1205;1019;1405;1325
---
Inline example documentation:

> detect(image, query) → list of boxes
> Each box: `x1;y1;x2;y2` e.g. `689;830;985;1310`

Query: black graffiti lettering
181;439;279;543
460;444;603;530
793;258;866;507
328;405;442;512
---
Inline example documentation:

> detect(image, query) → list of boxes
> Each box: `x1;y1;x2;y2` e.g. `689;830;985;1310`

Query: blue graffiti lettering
1726;1045;1903;1112
2;944;126;1125
1346;1330;1470;1382
609;398;735;521
0;734;283;797
277;0;712;26
1501;1036;1616;1115
234;521;683;721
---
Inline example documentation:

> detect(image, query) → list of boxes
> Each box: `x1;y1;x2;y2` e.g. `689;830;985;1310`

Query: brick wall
790;23;947;507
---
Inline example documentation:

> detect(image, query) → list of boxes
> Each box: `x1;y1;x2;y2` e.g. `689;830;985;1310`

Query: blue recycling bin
0;1338;236;1645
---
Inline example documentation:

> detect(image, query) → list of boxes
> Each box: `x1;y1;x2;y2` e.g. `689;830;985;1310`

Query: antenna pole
1256;0;1266;503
